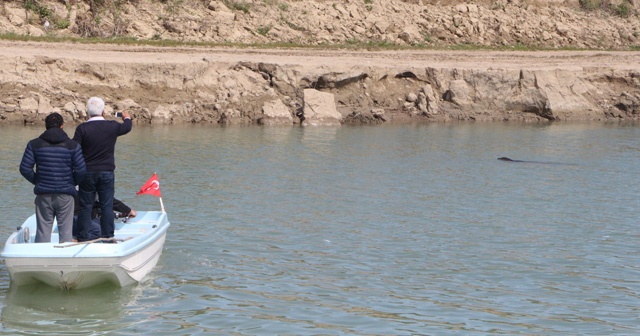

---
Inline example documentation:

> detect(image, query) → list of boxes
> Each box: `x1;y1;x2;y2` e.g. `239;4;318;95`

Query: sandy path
1;41;638;71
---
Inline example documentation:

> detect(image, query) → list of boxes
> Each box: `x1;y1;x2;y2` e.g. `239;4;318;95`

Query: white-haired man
73;97;132;242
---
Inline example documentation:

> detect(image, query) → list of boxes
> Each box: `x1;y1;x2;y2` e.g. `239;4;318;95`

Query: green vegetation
579;0;601;11
579;0;634;17
24;0;51;19
164;0;185;14
0;31;637;52
278;3;289;11
257;25;272;36
55;18;70;30
223;0;251;13
613;1;631;17
281;17;306;32
23;0;75;32
363;0;373;10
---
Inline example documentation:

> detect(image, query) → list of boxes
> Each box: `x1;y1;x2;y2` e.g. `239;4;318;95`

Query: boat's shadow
1;282;141;333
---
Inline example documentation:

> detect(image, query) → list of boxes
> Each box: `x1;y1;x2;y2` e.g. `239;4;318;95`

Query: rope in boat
54;237;132;248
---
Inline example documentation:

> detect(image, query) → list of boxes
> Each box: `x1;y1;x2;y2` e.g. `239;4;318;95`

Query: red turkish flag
137;173;161;197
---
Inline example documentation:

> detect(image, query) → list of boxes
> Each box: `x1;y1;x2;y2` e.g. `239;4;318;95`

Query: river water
0;122;638;335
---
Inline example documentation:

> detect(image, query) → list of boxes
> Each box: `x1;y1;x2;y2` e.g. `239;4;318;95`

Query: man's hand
121;110;132;119
128;209;137;217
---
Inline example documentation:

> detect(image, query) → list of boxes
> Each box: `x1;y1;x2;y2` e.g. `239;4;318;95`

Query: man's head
45;112;64;130
87;97;105;117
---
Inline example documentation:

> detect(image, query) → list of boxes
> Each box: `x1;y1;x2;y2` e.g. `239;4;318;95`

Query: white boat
1;211;170;289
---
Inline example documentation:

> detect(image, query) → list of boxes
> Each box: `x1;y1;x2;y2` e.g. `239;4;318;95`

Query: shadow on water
1;282;141;333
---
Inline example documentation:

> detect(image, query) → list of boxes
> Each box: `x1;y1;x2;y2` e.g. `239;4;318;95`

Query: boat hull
1;211;170;289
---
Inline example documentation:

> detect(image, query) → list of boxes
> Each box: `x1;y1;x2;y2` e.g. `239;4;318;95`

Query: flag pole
159;197;165;213
155;171;165;212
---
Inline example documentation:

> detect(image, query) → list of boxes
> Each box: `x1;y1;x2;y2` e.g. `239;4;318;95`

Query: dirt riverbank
0;41;638;125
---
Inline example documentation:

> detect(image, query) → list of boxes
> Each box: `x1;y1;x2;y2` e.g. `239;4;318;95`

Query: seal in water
497;157;576;165
498;157;523;162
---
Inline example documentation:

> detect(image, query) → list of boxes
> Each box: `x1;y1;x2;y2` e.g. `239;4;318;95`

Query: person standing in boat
19;112;87;243
73;97;132;242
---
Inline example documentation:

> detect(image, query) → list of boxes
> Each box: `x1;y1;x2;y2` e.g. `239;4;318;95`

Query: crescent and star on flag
145;179;160;193
137;173;162;197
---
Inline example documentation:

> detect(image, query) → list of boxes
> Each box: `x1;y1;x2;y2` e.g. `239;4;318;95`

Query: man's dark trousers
77;171;115;241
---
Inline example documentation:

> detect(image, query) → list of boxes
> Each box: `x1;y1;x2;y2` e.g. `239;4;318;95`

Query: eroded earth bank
0;41;639;126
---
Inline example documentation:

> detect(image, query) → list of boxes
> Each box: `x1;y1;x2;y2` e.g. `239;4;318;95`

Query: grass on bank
1;32;638;52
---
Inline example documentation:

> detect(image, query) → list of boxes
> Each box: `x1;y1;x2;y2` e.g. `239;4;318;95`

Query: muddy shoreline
0;41;639;126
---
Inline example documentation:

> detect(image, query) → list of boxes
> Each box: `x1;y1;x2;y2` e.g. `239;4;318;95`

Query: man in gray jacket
19;112;87;243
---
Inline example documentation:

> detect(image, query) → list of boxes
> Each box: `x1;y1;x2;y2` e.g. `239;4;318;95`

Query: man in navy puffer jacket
19;112;86;243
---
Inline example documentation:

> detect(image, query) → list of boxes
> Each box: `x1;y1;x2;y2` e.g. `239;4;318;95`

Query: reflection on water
2;283;140;333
